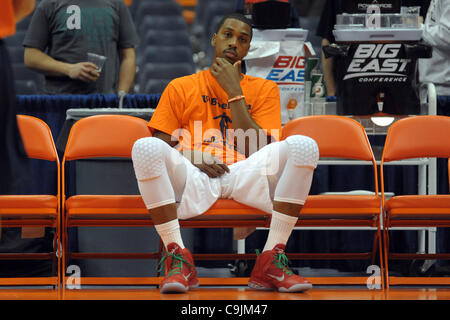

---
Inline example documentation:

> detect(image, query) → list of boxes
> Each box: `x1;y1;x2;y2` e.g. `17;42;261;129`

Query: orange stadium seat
60;115;386;289
61;114;270;288
61;115;155;289
381;115;450;287
176;0;197;6
176;0;197;24
182;9;195;25
281;115;384;288
0;115;60;288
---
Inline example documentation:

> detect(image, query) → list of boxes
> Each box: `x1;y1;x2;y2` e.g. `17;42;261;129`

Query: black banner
332;42;427;115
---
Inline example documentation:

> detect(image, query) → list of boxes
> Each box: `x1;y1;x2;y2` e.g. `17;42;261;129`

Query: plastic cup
87;53;107;73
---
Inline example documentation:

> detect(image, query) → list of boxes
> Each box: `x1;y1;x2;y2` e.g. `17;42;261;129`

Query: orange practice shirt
149;69;282;165
0;1;16;39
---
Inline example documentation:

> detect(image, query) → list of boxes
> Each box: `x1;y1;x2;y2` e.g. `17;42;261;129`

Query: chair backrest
282;115;375;161
135;0;183;26
200;1;236;52
62;115;151;200
382;115;450;162
17;114;60;197
282;115;379;195
63;115;151;162
144;78;171;94
139;62;195;91
143;45;194;64
143;29;192;48
200;0;235;31
191;0;210;36
16;115;58;162
138;15;188;34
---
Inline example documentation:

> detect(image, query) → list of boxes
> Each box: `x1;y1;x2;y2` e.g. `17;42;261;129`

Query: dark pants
0;39;31;194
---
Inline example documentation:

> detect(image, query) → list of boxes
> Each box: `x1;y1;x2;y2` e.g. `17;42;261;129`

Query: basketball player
132;13;319;293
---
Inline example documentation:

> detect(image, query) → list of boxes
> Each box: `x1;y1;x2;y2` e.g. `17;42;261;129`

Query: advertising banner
244;29;314;124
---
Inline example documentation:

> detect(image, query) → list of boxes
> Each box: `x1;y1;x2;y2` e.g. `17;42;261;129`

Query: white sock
154;219;185;250
263;210;298;252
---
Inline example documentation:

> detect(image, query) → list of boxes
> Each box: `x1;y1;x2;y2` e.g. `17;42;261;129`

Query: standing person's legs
0;40;31;195
131;137;197;293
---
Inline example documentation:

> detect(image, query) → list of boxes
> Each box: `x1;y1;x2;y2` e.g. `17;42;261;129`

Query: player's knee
131;137;165;180
285;135;319;169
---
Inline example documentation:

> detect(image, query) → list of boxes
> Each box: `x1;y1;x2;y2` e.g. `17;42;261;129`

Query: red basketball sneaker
248;244;312;292
159;243;199;293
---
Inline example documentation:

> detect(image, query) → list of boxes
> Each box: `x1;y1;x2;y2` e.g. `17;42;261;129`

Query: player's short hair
215;12;253;39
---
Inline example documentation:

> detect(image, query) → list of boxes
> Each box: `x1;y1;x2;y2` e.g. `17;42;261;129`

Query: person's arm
422;1;450;51
12;0;35;22
24;47;100;82
153;129;177;148
210;58;268;156
321;38;336;96
117;47;136;93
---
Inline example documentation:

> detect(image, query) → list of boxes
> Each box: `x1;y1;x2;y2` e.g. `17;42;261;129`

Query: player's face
211;18;251;64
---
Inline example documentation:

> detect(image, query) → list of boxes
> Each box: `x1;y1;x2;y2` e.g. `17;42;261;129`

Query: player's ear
211;33;217;47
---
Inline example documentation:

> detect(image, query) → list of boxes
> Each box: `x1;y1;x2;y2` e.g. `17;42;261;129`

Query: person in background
0;0;35;195
419;0;449;115
419;0;450;233
23;0;139;94
316;0;430;96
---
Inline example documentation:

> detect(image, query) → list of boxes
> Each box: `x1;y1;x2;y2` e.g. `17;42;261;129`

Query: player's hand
210;57;243;98
184;150;230;178
67;62;100;82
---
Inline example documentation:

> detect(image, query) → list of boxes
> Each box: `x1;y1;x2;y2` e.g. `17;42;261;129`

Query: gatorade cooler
244;28;314;124
324;10;432;116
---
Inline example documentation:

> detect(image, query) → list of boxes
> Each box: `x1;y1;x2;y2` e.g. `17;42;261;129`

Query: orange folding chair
176;0;197;24
61;115;156;289
0;115;60;288
381;115;450;287
281;115;384;288
177;200;269;287
61;114;272;289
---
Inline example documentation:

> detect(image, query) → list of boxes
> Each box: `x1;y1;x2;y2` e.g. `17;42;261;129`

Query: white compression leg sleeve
263;135;319;251
273;135;319;206
131;137;187;210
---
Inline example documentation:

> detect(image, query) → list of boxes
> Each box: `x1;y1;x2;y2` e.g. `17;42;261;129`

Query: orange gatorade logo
286;99;298;110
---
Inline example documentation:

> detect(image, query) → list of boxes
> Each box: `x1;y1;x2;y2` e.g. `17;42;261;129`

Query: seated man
131;13;319;294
